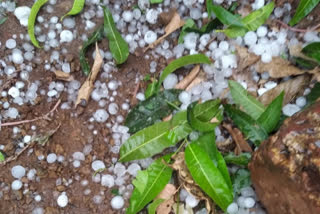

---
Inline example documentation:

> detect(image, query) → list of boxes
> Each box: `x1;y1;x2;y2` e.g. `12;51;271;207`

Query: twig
274;20;320;33
0;99;61;127
130;81;140;106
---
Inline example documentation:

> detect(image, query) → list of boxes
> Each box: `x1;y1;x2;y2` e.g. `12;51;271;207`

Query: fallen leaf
173;203;194;214
75;43;103;107
54;70;74;81
223;123;253;155
258;75;310;106
289;44;318;63
175;65;201;90
156;184;177;214
235;45;260;72
145;12;185;51
255;57;307;78
186;71;206;91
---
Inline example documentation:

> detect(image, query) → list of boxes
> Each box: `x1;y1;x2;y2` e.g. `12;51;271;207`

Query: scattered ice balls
185;194;199;208
163;73;178;89
282;104;301;116
244;31;257;46
14;6;31;26
122;11;133;22
179;91;191;104
127;163;141;177
91;160;106;171
11;180;23;190
8;87;20;98
111;196;124;210
60;30;74;43
296;96;306;108
47;153;57;163
57;193;68;208
184;32;199;50
227;202;239;214
12;49;24;64
11;165;26;179
257;26;268;37
244;197;256;208
144;31;157;44
101;174;115;187
6;39;17;49
93;109;109;123
146;9;158;24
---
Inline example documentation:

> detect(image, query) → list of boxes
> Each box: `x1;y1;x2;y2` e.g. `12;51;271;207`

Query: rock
249;101;320;214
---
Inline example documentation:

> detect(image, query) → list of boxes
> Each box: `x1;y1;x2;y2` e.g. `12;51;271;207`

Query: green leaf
28;0;49;48
228;80;265;120
178;19;197;44
224;104;268;145
232;169;251;194
120;99;221;162
187;100;222;132
294;57;318;69
0;16;7;25
302;42;320;64
148;199;165;214
79;26;104;75
111;188;120;195
185;18;223;35
218;26;247;38
257;92;284;133
145;80;159;99
156;54;211;94
242;1;275;31
127;155;173;214
223;152;251;166
102;6;129;64
207;4;244;27
289;0;320;26
150;0;164;3
125;89;182;134
306;82;320;106
61;0;85;20
185;144;233;211
0;151;5;162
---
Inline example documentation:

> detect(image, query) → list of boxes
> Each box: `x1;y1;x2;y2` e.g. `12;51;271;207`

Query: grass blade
61;0;85;20
289;0;320;26
28;0;49;48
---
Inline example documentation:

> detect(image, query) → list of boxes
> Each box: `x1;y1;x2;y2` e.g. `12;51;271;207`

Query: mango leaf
0;151;5;162
150;0;164;3
229;80;265;120
79;26;104;75
185;144;233;211
125;89;182;134
232;169;251;194
178;19;196;44
242;1;275;31
224;104;268;145
187;100;222;132
302;42;320;64
257;91;284;133
184;18;223;35
0;16;7;25
28;0;49;48
306;82;320;106
289;0;320;26
294;57;318;69
120;99;221;162
156;54;211;94
127;155;173;214
102;6;129;64
206;4;244;27
148;199;165;214
218;26;247;38
145;80;159;99
61;0;85;20
223;152;251;166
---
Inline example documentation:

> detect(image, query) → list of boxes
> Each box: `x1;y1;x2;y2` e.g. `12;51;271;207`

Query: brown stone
249;101;320;214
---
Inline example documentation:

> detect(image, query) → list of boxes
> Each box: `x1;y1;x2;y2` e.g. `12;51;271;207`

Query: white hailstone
219;41;229;51
57;194;68;208
24;52;34;61
184;32;199;50
11;165;26;179
213;0;223;4
274;7;284;18
221;54;237;69
32;207;44;214
144;30;157;44
179;91;191;104
185;194;199;208
108;80;118;90
244;31;257;47
24;135;31;143
73;152;85;161
111;196;124;210
83;144;92;155
47;90;58;97
6;39;17;49
62;63;71;73
136;92;145;101
304;31;320;43
91;160;106;171
237;196;246;208
127;163;141;177
240;187;255;197
4;66;16;76
257;26;267;37
190;8;202;20
60;30;74;43
86;20;96;29
138;0;150;10
296;96;307;107
282;104;301;116
252;0;265;10
180;189;189;201
244;197;256;208
47;153;57;163
122;11;133;22
261;52;272;63
5;107;19;119
163;73;178;89
114;163;126;177
27;169;37;180
108;103;119;115
183;0;197;7
101;174;115;187
227;202;239;214
73;160;81;168
146;9;158;24
11;180;23;190
93;109;109;123
264;81;277;90
12;49;24;64
8;87;20;98
258;88;268;96
14;6;31;26
63;18;76;29
34;195;42;202
252;43;264;55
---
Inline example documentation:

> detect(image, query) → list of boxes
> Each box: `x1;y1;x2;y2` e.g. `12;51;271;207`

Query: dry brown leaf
173;203;194;214
254;57;307;78
235;45;260;72
156;184;177;214
258;75;310;106
75;43;103;107
186;71;206;91
223;123;252;155
175;65;201;90
144;12;184;52
54;70;74;81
